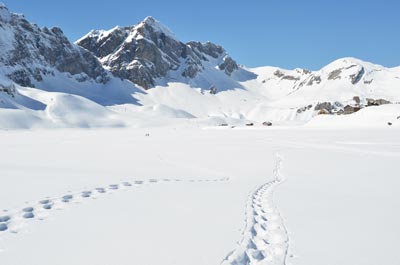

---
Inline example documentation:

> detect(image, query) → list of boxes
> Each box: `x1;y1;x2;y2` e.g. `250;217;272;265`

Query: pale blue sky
3;0;399;69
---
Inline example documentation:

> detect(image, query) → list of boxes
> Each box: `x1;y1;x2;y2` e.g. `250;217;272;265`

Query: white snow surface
0;127;399;265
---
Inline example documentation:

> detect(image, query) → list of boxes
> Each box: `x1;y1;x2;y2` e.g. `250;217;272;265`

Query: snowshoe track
222;154;288;265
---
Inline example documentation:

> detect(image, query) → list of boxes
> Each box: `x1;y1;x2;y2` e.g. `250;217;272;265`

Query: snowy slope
0;82;126;129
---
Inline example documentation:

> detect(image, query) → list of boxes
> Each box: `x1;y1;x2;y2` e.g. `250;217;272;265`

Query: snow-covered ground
0;126;399;265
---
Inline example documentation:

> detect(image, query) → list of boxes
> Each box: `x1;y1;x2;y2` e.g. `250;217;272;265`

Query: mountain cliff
76;16;243;90
0;4;109;87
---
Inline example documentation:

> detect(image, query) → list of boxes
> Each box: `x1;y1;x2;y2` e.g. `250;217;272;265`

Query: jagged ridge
0;4;108;87
76;16;239;89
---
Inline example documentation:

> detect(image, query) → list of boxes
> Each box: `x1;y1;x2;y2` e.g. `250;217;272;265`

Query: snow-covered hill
0;3;399;129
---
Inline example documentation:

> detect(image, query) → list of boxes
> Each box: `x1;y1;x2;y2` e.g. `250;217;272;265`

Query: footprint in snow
23;207;34;213
39;200;53;210
0;216;11;223
96;187;106;193
109;184;119;190
81;191;92;198
62;195;73;203
23;212;35;219
43;204;53;210
122;182;132;187
0;223;8;232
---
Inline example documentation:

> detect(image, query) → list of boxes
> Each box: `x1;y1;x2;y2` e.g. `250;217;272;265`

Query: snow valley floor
0;127;399;265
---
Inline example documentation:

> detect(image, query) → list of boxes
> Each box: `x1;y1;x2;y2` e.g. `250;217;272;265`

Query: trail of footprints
0;177;229;236
221;181;288;265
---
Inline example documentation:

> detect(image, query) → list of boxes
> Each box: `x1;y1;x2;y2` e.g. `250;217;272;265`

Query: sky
3;0;399;70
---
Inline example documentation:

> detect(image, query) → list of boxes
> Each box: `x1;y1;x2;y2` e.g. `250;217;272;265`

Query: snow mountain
0;3;399;129
244;57;400;118
0;4;108;87
76;16;253;91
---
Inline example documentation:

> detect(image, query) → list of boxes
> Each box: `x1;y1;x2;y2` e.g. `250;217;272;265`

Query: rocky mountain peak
0;3;11;21
139;16;176;40
0;4;109;87
76;17;239;89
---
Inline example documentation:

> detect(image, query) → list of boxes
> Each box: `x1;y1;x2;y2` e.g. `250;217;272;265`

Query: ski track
0;177;229;245
221;154;289;265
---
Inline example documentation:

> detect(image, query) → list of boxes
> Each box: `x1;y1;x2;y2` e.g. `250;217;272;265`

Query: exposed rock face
297;104;313;114
306;75;322;86
0;83;16;97
350;67;365;84
343;105;361;114
328;69;343;80
353;96;361;104
76;17;239;89
218;56;239;76
308;97;391;116
209;85;218;95
315;102;333;113
0;4;108;87
367;98;390;106
316;102;335;111
274;70;285;78
317;109;330;115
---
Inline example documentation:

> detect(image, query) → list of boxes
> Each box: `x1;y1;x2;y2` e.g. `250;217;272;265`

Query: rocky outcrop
297;104;313;114
343;105;361;114
366;98;390;106
76;17;238;89
273;70;301;81
0;83;16;97
326;62;366;85
0;5;108;87
350;67;365;84
306;75;322;86
310;97;392;116
328;69;343;80
218;56;238;76
315;102;333;113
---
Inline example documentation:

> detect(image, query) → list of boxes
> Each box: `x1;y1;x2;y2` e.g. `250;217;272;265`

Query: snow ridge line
221;153;289;265
0;177;229;241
